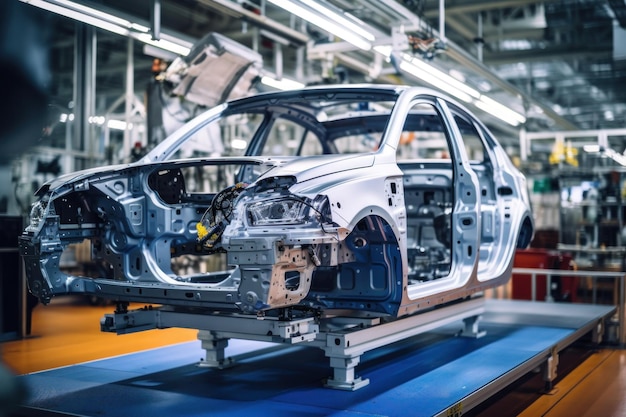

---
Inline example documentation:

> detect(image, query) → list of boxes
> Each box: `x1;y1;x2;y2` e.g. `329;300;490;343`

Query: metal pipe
198;0;308;46
439;0;445;43
151;0;161;40
275;42;283;80
477;12;483;62
424;0;545;16
71;24;97;172
545;274;553;302
618;275;626;347
123;37;134;163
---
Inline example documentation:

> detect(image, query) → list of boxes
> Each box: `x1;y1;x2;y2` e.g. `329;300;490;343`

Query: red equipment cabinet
512;249;577;302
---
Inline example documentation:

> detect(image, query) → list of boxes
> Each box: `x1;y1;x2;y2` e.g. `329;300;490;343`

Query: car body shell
19;85;533;318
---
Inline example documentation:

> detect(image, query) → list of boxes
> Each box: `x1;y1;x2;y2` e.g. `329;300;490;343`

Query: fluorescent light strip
267;0;372;51
231;139;248;150
476;95;526;126
583;145;600;153
473;100;521;126
136;34;191;56
130;23;150;33
107;119;130;130
410;58;481;99
300;0;375;41
24;0;130;36
21;0;190;56
54;0;149;33
53;0;135;28
398;54;526;127
400;60;473;103
373;45;392;59
63;113;128;130
261;76;305;90
610;150;626;166
29;0;526;127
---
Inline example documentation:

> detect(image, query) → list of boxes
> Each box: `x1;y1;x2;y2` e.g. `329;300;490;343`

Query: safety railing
511;267;625;346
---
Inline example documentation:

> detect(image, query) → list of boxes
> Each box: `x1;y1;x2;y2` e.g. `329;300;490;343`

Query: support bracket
197;330;234;369
324;355;369;391
543;345;559;392
460;314;487;338
313;297;486;390
100;297;486;390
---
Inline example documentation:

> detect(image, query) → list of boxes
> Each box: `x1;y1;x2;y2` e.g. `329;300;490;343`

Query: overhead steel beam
483;46;612;66
357;0;423;26
196;0;309;46
423;0;543;16
372;0;579;130
444;42;579;130
444;11;546;41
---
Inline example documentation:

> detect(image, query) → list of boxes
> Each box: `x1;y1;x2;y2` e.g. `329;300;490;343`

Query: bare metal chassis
101;296;487;390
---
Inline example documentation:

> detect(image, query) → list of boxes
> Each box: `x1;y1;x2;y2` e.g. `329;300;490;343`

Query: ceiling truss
27;0;626;150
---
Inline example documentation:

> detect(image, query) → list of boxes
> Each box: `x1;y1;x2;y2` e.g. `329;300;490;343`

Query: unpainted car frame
20;85;533;323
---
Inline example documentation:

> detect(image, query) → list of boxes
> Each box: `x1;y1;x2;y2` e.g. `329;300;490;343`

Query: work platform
15;299;616;417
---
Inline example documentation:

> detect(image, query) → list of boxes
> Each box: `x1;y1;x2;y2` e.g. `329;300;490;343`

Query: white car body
20;85;533;319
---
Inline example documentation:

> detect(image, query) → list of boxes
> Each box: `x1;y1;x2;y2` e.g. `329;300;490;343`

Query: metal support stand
314;297;486;390
102;297;486;390
24;299;618;417
325;356;369;390
542;345;559;393
460;315;487;338
197;330;234;369
591;319;604;344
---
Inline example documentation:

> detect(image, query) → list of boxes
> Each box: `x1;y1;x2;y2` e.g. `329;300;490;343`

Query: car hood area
37;152;376;198
37;157;275;195
258;153;376;184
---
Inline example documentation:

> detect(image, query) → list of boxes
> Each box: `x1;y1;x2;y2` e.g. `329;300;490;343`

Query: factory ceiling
38;0;626;149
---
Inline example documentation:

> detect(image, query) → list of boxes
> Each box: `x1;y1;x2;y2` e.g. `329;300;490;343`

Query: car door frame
376;88;482;306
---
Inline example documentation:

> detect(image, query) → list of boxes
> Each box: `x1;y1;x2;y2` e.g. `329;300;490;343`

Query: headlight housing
247;198;310;226
26;200;47;232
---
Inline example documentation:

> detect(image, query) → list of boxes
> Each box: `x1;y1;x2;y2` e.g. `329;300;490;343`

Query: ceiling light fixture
299;0;375;42
136;34;191;57
261;75;305;90
20;0;192;56
24;0;130;35
583;145;600;153
475;95;526;127
410;58;481;100
267;0;373;51
400;58;473;103
373;45;393;58
399;54;526;127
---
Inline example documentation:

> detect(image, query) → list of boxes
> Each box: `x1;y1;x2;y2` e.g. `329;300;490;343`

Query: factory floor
1;296;625;417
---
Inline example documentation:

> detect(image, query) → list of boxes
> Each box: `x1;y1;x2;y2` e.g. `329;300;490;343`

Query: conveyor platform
15;299;615;417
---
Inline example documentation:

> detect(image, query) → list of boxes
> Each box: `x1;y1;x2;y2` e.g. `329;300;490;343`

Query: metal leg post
542;346;559;393
324;355;369;391
591;319;604;344
460;314;486;338
197;330;234;369
617;275;626;347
